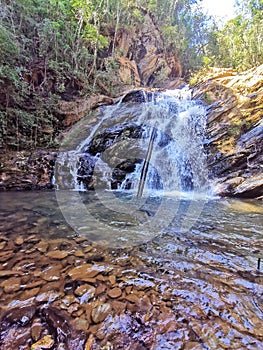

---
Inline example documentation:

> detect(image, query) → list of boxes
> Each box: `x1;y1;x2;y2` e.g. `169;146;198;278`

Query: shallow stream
0;190;262;349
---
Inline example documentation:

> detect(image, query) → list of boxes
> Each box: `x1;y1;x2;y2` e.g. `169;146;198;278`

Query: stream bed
0;190;262;349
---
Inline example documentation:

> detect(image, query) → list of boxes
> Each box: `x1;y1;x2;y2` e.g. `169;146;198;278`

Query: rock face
192;65;263;199
114;11;183;89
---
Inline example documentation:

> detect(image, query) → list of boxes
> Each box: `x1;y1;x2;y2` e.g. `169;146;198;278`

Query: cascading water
54;87;213;246
55;87;209;196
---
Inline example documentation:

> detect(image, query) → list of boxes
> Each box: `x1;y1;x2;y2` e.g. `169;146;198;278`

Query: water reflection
0;191;263;348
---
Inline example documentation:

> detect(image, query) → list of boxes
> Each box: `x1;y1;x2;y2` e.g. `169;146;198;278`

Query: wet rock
0;270;23;277
107;287;122;299
46;250;69;260
1;305;36;326
41;264;63;281
35;241;49;253
41;306;86;349
15;236;24;245
31;335;54;349
193;65;263;198
125;293;140;304
95;284;106;296
72;317;89;332
1;276;22;293
111;300;127;314
35;291;61;303
85;334;94;350
91;303;112;324
31;318;43;342
75;284;96;302
233;173;263;198
0;241;6;250
68;264;112;281
108;275;116;285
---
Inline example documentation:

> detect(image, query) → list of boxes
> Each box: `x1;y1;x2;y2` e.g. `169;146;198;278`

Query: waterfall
55;87;209;196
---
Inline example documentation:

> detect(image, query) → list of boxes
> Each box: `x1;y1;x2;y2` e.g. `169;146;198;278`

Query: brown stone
31;318;43;342
41;265;63;281
15;236;24;245
125;293;140;304
0;251;14;263
23;280;44;289
0;270;23;277
20;287;41;300
68;303;79;315
35;241;49;253
46;250;69;260
73;249;85;257
83;246;93;253
39;281;62;293
0;241;7;250
61;295;79;306
1;276;21;293
73;317;89;332
75;284;96;300
111;300;127;314
95;284;106;296
91;303;112;324
85;334;94;350
68;264;111;281
125;286;133;294
108;275;116;285
35;291;60;303
107;287;122;299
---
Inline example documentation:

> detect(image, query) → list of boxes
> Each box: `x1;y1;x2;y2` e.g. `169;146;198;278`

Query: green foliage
0;0;262;150
205;0;263;70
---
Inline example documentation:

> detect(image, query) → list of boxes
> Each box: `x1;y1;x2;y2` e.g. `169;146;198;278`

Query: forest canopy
0;0;262;149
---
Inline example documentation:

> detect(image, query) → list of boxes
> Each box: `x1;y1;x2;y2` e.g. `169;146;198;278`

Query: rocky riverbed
0;191;263;349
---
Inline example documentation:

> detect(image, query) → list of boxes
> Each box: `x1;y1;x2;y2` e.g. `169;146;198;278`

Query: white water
55;87;209;196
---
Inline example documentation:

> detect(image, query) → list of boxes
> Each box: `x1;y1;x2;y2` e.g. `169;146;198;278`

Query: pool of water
0;190;262;349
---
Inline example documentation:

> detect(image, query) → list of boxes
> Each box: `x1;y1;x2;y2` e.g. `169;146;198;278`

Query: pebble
15;237;24;245
0;270;22;277
31;318;43;342
72;317;89;331
46;250;69;259
125;293;140;304
0;241;6;250
35;241;49;253
107;287;122;299
1;276;21;293
68;264;111;280
41;265;63;281
35;291;60;303
75;284;96;300
108;275;116;285
91;303;112;324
